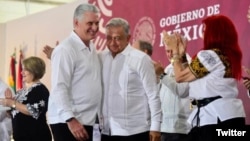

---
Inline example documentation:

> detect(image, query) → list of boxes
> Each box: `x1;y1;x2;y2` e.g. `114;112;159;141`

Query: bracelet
170;55;181;65
170;58;179;65
172;54;180;58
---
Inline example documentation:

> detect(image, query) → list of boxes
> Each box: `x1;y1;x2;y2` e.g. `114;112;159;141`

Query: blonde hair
23;56;46;81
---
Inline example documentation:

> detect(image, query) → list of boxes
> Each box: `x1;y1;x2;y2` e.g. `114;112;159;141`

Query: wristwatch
11;101;16;109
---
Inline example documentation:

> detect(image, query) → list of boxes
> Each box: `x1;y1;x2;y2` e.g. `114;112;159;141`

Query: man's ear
73;19;78;28
126;35;131;42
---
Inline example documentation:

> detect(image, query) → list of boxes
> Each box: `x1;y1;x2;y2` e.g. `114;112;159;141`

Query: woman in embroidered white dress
0;56;52;141
163;15;246;141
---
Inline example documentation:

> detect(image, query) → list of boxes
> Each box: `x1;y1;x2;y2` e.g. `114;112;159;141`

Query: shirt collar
70;31;94;51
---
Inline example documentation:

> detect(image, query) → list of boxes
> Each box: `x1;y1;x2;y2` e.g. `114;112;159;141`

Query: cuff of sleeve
150;121;161;132
61;112;74;122
161;75;173;87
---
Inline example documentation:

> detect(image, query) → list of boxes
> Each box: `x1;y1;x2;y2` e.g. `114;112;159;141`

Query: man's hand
67;118;89;141
154;61;164;76
243;77;250;90
150;131;161;141
43;41;59;59
178;34;187;57
243;66;250;76
162;30;178;51
5;88;13;99
0;98;14;107
43;45;54;59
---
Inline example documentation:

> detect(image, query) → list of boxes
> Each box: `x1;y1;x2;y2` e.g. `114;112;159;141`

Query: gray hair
105;18;130;35
74;3;100;21
138;40;153;56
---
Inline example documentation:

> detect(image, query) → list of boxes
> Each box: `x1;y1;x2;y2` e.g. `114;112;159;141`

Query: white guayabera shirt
99;45;161;136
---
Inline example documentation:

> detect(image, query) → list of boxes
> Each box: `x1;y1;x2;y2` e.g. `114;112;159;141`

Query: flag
8;52;16;93
17;49;23;90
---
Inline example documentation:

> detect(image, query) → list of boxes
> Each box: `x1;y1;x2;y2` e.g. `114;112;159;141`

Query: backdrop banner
89;0;250;124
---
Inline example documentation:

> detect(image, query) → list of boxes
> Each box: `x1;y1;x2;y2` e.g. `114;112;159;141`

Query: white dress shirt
187;50;246;127
47;31;102;126
0;79;12;141
99;45;162;136
160;64;191;134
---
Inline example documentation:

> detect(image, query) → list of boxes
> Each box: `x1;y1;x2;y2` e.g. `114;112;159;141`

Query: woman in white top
163;14;246;141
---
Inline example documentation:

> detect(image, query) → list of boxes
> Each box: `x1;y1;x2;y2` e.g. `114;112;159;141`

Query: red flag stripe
17;50;23;90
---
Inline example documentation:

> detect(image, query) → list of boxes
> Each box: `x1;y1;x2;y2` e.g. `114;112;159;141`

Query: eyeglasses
106;36;124;42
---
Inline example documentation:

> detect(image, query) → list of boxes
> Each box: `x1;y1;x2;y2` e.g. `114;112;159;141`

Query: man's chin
89;34;97;40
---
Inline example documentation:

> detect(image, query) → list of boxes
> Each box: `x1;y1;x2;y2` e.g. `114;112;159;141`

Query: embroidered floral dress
11;82;52;141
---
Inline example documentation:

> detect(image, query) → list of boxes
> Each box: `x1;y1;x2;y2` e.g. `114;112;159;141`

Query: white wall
0;0;87;90
0;23;6;78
